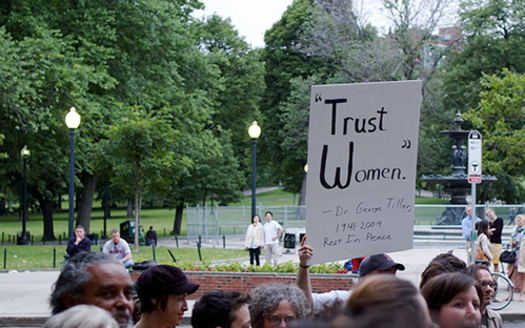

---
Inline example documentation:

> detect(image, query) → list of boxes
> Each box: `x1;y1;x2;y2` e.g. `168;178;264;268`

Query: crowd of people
44;206;525;328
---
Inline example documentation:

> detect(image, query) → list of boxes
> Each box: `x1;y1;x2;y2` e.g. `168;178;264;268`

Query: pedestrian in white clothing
245;214;265;266
263;211;283;266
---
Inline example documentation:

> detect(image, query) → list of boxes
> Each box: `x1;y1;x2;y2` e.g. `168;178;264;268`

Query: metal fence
185;203;522;240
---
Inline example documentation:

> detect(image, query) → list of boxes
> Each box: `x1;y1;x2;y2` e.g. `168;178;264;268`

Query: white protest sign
305;81;422;265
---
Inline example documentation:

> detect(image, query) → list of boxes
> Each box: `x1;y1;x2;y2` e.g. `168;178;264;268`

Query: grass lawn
0;189;449;242
1;245;248;270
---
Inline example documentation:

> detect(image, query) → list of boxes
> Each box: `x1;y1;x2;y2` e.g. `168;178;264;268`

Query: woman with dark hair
346;275;433;328
475;220;493;263
245;214;264;266
134;265;199;328
421;272;483;328
250;283;310;328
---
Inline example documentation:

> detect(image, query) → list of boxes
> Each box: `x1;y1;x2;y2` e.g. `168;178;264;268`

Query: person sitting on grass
102;229;134;269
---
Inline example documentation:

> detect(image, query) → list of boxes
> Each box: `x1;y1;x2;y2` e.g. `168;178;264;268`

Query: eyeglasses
267;316;297;327
478;281;497;288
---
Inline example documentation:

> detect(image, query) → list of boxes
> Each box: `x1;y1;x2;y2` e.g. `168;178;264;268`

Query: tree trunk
77;173;98;233
0;196;6;216
41;199;56;241
296;172;307;220
133;162;141;250
134;184;141;250
173;203;184;235
126;199;133;218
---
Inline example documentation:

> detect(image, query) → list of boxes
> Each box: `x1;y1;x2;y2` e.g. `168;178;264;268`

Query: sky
194;0;389;48
194;1;460;49
194;0;296;48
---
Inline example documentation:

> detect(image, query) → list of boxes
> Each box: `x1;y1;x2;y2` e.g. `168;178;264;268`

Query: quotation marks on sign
401;140;411;149
315;93;323;102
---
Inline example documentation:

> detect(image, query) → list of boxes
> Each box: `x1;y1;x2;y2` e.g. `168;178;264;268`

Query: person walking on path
474;220;493;263
66;225;91;258
486;208;504;272
103;229;134;269
462;204;481;263
245;214;264;266
263;211;283;266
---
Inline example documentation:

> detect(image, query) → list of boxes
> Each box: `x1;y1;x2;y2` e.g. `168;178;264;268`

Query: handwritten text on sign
306;81;422;265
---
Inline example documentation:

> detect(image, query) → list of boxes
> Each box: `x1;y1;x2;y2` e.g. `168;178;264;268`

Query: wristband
300;264;310;269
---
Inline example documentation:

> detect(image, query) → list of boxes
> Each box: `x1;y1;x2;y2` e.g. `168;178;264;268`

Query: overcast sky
194;1;459;48
194;0;391;48
194;0;297;48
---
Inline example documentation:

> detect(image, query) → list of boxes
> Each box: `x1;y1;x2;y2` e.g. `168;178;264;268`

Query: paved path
1;242;525;327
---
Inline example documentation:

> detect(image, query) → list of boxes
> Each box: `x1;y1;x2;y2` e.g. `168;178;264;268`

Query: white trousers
265;243;281;265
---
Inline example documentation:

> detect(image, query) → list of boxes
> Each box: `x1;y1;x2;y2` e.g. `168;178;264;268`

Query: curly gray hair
50;252;122;314
249;283;311;328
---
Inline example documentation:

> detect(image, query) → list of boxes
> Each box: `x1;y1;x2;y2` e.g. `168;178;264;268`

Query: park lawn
0;189;447;241
0;245;248;270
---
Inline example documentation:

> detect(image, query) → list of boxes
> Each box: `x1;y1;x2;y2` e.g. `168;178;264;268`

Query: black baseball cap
135;265;199;299
359;254;405;278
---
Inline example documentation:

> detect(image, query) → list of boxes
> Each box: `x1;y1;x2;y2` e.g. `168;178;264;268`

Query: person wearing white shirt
263;211;283;266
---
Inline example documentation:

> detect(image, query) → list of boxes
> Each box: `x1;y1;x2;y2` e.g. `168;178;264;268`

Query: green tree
0;25;109;240
464;69;525;202
442;0;525;112
260;0;334;197
192;14;265;182
105;108;181;249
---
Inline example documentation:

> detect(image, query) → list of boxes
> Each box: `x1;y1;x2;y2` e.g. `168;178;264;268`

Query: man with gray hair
50;252;134;328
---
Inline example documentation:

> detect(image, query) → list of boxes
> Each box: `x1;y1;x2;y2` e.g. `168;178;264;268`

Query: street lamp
18;146;30;245
248;121;261;218
65;107;81;239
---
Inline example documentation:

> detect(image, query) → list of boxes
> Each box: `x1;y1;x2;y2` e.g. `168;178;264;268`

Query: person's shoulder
485;307;502;321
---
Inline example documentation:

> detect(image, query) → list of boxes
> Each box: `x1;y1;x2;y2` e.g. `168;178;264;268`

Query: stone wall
130;271;356;299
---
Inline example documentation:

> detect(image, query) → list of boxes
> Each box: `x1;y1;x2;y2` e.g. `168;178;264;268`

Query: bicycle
488;271;514;311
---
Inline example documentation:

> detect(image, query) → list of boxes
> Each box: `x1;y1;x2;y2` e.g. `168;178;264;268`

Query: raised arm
296;236;314;308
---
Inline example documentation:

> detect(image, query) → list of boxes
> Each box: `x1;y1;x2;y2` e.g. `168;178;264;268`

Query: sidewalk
1;242;524;327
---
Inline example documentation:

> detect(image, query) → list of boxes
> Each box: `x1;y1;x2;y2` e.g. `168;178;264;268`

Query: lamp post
248;121;261;218
18;146;30;245
65;107;81;239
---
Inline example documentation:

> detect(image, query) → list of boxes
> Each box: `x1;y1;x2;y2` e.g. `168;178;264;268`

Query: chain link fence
186;203;523;241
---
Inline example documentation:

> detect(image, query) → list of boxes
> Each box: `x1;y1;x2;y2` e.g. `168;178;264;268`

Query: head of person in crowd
43;304;119;328
421;272;483;328
485;208;497;222
111;229;121;244
358;253;405;278
50;252;134;328
420;252;467;289
134;265;199;328
250;283;310;328
345;275;433;328
476;219;490;237
516;214;524;227
75;225;86;239
465;204;472;218
192;290;252;328
466;264;495;310
253;214;261;225
265;211;273;223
